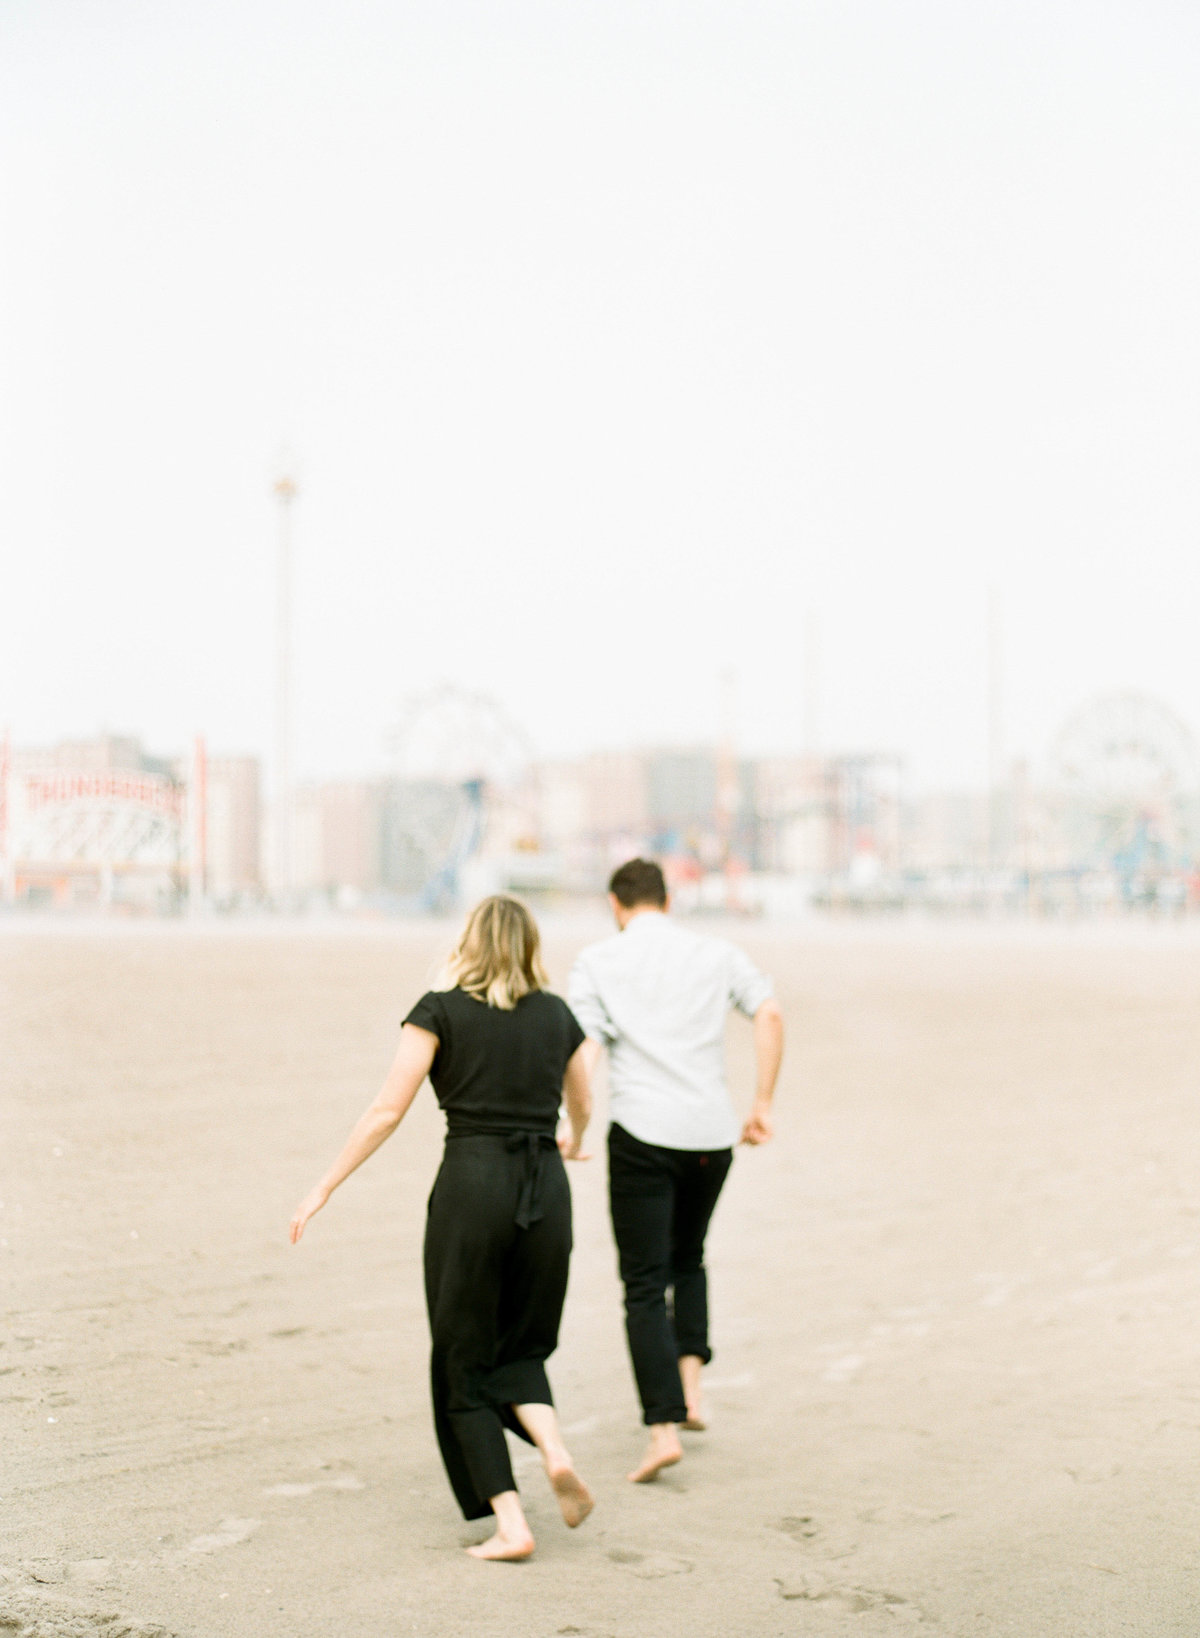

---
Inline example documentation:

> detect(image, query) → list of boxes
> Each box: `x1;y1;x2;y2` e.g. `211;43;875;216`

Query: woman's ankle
489;1490;531;1538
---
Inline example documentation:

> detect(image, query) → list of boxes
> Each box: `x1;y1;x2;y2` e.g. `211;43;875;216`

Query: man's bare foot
466;1527;535;1561
549;1461;595;1527
628;1424;683;1482
679;1356;706;1430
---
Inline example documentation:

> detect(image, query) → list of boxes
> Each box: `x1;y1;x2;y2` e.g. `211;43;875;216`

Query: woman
289;896;594;1561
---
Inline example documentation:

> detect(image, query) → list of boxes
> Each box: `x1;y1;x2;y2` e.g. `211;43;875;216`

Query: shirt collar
622;909;669;934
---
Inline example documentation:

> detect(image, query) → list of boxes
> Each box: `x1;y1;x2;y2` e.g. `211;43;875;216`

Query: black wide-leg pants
424;1132;571;1520
607;1121;733;1426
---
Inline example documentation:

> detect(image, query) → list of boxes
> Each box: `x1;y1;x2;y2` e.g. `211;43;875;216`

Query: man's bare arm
741;998;784;1145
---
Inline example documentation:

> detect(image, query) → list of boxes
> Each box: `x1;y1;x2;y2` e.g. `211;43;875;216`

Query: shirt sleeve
560;998;587;1058
567;951;616;1045
727;945;774;1019
403;990;444;1041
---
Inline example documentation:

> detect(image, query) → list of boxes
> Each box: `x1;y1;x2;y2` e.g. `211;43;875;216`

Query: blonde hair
439;895;548;1010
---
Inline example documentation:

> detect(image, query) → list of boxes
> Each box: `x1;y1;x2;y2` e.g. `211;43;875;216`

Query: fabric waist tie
504;1131;558;1230
442;1128;559;1230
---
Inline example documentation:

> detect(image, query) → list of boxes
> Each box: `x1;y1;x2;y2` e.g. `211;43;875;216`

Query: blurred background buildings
3;687;1200;917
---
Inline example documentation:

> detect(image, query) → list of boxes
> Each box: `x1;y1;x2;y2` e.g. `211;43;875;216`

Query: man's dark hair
608;858;667;909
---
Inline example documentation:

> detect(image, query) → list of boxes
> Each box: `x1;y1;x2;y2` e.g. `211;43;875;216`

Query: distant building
294;780;385;898
750;753;902;881
826;755;903;879
579;751;650;841
752;755;829;875
533;751;650;879
204;756;262;901
902;791;990;875
645;749;716;842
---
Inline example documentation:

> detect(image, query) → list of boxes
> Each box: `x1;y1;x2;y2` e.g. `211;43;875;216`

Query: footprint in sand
1064;1463;1122;1485
21;1560;66;1585
857;1502;955;1526
606;1548;692;1579
774;1516;858;1560
0;1586;179;1637
186;1517;260;1554
186;1338;249;1357
775;1515;820;1542
775;1571;911;1615
67;1560;113;1585
820;1353;865;1383
262;1476;364;1497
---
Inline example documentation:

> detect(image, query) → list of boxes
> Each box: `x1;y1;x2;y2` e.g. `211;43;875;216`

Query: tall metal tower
716;667;742;909
987;588;1004;869
0;725;12;904
273;472;298;903
803;610;820;758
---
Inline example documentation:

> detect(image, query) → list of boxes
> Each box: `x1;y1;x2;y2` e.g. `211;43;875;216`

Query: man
568;857;784;1482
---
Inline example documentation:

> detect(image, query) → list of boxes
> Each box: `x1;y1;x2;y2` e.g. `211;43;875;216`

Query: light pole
274;472;298;905
987;587;1004;873
803;609;820;760
0;725;12;904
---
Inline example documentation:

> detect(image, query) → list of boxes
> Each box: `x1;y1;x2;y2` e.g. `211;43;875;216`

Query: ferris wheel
1049;691;1200;871
386;684;532;788
383;685;533;908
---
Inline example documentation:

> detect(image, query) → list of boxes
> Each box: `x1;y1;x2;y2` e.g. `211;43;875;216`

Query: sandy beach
3;918;1200;1636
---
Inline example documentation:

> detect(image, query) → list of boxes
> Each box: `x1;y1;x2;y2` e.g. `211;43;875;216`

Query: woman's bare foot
466;1527;534;1561
682;1408;707;1432
467;1490;534;1560
549;1461;594;1527
512;1402;595;1528
628;1423;683;1483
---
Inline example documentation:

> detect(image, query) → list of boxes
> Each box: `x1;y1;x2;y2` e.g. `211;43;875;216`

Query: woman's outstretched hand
289;1184;330;1243
558;1134;591;1162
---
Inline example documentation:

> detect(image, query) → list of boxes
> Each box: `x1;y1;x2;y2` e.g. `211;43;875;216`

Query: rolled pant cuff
643;1402;688;1426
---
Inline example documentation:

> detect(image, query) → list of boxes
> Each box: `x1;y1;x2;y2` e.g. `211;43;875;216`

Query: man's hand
558;1133;592;1161
739;1101;773;1145
745;999;783;1145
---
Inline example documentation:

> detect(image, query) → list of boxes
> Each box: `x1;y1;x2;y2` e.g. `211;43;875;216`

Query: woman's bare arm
558;1041;594;1160
289;1023;438;1243
575;1036;603;1083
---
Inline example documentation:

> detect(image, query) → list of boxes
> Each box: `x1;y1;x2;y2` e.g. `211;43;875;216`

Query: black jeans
607;1121;733;1426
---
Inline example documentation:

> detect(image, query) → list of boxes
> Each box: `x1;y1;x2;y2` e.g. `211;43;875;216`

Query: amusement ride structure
384;684;532;909
1049;691;1200;888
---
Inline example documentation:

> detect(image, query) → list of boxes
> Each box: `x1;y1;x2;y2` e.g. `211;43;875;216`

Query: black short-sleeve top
403;986;586;1138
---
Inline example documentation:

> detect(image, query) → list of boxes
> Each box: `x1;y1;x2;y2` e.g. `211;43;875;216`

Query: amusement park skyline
3;1;1200;793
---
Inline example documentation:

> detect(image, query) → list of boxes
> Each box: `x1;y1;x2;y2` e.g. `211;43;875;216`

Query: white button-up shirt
567;910;774;1151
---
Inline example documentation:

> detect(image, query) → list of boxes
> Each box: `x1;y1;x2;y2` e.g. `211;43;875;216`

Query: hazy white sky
2;0;1198;790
